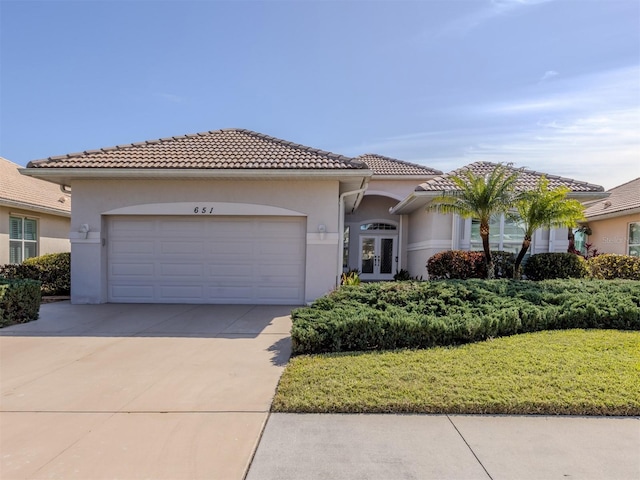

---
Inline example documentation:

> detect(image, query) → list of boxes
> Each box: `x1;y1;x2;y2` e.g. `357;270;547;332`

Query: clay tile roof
354;154;442;176
0;157;71;215
415;161;604;193
584;177;640;219
27;128;364;170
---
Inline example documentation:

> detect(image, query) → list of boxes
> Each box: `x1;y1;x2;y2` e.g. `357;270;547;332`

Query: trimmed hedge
291;279;640;354
589;254;640;280
522;252;588;280
0;278;41;327
0;252;70;296
427;250;515;279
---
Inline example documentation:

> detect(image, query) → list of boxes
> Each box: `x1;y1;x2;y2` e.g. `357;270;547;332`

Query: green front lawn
273;329;640;415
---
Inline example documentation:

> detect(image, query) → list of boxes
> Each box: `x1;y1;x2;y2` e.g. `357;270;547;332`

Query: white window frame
9;216;38;263
469;214;528;254
629;222;640;257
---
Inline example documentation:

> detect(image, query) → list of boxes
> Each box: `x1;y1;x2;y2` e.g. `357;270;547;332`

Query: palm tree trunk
480;221;493;279
514;236;531;279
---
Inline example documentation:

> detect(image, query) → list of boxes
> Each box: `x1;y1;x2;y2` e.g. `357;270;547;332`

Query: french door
359;236;397;280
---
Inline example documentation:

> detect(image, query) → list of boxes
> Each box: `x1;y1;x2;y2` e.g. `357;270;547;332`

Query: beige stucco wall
406;210;453;279
0;205;70;264
68;179;341;304
586;213;640;255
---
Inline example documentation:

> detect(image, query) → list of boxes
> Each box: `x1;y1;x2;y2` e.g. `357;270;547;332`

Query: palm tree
513;176;585;278
428;163;521;278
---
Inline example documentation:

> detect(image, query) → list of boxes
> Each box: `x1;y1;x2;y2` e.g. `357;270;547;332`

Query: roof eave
0;198;71;218
583;206;640;222
389;191;439;215
372;174;441;180
20;167;373;184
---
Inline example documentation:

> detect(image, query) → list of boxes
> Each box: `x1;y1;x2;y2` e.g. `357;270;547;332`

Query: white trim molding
102;202;306;217
407;239;451;252
307;233;339;245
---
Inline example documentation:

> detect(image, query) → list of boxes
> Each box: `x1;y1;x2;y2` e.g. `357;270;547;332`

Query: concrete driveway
0;302;293;480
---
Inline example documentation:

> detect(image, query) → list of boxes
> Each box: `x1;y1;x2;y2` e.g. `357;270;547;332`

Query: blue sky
1;0;638;190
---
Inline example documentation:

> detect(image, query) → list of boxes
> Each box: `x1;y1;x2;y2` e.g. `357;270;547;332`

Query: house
21;128;606;305
0;156;71;264
579;178;640;257
390;162;607;277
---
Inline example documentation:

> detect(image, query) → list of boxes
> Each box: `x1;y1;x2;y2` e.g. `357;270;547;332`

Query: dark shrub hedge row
589;254;640;280
0;278;41;327
427;250;515;279
523;253;589;280
0;252;70;296
291;279;640;354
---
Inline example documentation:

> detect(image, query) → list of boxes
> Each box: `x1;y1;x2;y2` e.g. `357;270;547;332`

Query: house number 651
193;207;214;214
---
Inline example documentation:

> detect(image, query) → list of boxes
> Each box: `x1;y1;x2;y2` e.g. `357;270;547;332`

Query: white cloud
437;0;556;36
539;70;559;82
341;66;640;190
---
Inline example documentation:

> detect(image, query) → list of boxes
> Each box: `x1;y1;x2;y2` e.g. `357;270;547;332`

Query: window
359;223;397;231
573;229;587;255
343;226;350;269
470;214;525;254
9;216;38;263
629;222;640;257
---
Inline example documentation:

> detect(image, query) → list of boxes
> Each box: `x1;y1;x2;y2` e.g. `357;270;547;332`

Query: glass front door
359;236;397;280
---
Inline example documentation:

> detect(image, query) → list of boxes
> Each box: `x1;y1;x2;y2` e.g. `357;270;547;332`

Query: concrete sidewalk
247;413;640;480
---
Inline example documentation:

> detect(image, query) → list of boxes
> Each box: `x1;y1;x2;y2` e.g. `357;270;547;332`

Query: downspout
337;181;369;286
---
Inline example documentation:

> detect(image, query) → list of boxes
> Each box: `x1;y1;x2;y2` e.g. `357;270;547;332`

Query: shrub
523;252;588;281
0;252;70;296
589;254;640;280
427;250;515;280
0;278;41;327
340;271;361;286
290;279;640;355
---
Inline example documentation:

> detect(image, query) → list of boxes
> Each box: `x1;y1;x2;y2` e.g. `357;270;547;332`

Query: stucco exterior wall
586;213;640;255
68;179;340;304
0;206;70;264
406;210;453;279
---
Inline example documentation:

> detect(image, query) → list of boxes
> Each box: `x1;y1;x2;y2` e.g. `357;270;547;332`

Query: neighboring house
580;178;640;257
21;129;606;305
0;156;71;264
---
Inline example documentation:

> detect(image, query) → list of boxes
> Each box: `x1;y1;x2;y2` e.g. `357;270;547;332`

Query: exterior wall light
318;224;326;240
79;224;90;239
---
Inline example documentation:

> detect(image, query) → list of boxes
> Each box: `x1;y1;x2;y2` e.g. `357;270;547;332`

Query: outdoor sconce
318;224;327;240
79;224;90;239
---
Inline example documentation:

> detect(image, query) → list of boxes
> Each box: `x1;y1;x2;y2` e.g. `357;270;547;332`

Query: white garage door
108;216;306;304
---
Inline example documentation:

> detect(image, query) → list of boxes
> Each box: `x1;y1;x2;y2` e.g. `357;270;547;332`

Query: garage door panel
159;285;204;300
111;240;156;254
159;263;204;277
209;240;253;255
111;262;155;276
111;285;155;299
108;216;305;304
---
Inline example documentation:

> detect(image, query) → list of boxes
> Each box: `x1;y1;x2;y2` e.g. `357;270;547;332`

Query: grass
273;329;640;415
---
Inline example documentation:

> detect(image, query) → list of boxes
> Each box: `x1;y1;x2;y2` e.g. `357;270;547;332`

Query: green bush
0;252;70;296
427;250;515;279
290;279;640;354
589;254;640;280
0;278;41;327
523;252;588;280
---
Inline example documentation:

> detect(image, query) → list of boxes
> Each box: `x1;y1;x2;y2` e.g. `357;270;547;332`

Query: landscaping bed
292;279;640;355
